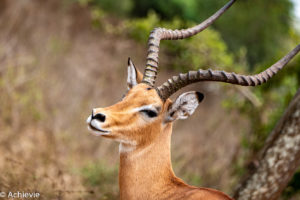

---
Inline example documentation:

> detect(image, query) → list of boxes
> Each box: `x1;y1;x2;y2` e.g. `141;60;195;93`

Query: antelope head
86;0;300;153
86;58;204;151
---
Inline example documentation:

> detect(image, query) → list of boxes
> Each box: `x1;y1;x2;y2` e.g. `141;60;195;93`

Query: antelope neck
118;123;185;200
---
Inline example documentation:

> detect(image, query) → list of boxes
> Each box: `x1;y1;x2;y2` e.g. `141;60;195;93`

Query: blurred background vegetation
0;0;299;199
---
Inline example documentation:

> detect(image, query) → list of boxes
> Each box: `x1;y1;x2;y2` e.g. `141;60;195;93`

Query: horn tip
128;57;132;65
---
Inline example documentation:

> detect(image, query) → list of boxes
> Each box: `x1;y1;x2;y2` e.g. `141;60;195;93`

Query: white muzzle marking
86;115;110;136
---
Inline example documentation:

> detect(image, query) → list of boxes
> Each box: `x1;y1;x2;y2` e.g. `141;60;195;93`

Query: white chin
87;126;110;136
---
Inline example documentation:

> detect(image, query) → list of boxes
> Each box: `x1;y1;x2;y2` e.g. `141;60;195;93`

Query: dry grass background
0;0;248;199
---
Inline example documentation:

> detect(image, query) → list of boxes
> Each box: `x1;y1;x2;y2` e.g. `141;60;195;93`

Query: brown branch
234;88;300;200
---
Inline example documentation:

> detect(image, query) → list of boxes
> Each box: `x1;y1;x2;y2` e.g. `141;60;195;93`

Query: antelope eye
140;109;158;118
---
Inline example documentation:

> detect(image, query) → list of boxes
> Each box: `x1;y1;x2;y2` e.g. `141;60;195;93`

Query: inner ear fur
127;58;144;89
136;68;143;83
164;91;204;123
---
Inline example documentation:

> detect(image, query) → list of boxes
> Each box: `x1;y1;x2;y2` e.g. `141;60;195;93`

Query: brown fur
92;81;233;200
136;69;143;83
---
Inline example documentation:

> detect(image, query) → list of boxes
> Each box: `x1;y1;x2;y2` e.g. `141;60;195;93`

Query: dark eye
140;109;158;118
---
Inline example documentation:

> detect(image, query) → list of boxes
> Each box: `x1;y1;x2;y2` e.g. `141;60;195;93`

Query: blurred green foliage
75;0;132;16
183;172;202;187
131;0;293;67
0;65;43;129
126;12;238;72
76;0;293;66
283;169;300;198
81;161;119;200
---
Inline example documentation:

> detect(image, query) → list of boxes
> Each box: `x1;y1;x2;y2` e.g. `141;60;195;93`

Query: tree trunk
234;88;300;200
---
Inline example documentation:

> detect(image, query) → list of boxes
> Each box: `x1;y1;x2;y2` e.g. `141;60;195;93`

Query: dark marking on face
146;87;152;90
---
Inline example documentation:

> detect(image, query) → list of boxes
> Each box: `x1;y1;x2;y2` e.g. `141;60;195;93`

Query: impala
86;0;300;199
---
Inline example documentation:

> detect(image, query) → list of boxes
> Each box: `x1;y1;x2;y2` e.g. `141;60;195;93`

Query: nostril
93;113;106;122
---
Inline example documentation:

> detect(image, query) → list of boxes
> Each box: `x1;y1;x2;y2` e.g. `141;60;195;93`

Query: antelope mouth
86;115;110;136
88;124;110;136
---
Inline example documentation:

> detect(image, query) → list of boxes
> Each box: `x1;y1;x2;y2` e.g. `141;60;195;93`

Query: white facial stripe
132;105;157;113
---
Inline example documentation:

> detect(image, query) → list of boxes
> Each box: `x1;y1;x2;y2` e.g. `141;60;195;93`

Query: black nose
92;112;106;122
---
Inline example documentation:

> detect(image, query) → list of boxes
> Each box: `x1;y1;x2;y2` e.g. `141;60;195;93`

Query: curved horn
142;0;236;86
157;44;300;101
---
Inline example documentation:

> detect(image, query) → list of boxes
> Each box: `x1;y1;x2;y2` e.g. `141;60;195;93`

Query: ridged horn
157;44;300;101
142;0;236;86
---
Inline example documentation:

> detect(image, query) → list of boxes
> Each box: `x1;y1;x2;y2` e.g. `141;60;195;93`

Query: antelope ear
165;91;204;123
127;58;143;89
